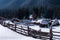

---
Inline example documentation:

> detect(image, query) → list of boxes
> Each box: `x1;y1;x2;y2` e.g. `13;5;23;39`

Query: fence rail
3;23;60;40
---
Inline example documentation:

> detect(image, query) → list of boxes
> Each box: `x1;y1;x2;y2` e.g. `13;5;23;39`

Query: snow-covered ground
2;19;60;40
1;24;60;40
0;24;40;40
15;22;60;40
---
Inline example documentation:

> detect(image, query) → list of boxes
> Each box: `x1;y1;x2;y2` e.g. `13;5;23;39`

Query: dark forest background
0;0;60;19
0;6;60;19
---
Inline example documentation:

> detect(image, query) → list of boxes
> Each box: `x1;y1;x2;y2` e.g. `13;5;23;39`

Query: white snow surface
34;18;49;24
3;20;14;24
31;20;36;23
58;20;60;24
0;24;40;40
29;25;40;31
2;19;60;40
29;14;33;19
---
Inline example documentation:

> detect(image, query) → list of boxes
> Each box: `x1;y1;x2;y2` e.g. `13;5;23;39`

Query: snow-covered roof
23;20;32;23
3;20;14;24
36;19;42;23
36;18;50;25
31;20;36;23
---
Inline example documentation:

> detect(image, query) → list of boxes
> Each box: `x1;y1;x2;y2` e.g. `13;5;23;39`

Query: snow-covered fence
50;26;53;40
2;22;53;39
38;28;53;40
15;25;30;36
3;23;30;36
52;31;60;39
2;22;60;40
49;26;60;40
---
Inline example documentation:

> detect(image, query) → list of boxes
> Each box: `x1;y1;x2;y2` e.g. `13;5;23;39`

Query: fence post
21;25;23;33
28;25;30;36
15;24;16;31
50;25;53;40
3;22;5;26
39;29;41;39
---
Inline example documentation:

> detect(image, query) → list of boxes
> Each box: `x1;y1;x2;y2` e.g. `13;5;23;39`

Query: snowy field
1;24;60;40
0;24;40;40
16;23;60;40
1;19;60;40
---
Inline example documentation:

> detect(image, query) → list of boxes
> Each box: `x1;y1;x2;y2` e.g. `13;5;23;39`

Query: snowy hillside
0;24;40;40
1;19;60;40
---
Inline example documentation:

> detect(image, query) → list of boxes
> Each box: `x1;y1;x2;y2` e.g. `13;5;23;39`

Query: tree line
0;7;60;19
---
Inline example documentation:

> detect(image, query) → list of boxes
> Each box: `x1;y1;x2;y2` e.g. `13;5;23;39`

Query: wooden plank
52;31;60;33
53;34;60;36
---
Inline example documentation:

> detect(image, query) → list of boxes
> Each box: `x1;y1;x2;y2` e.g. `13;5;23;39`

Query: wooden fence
3;23;60;40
